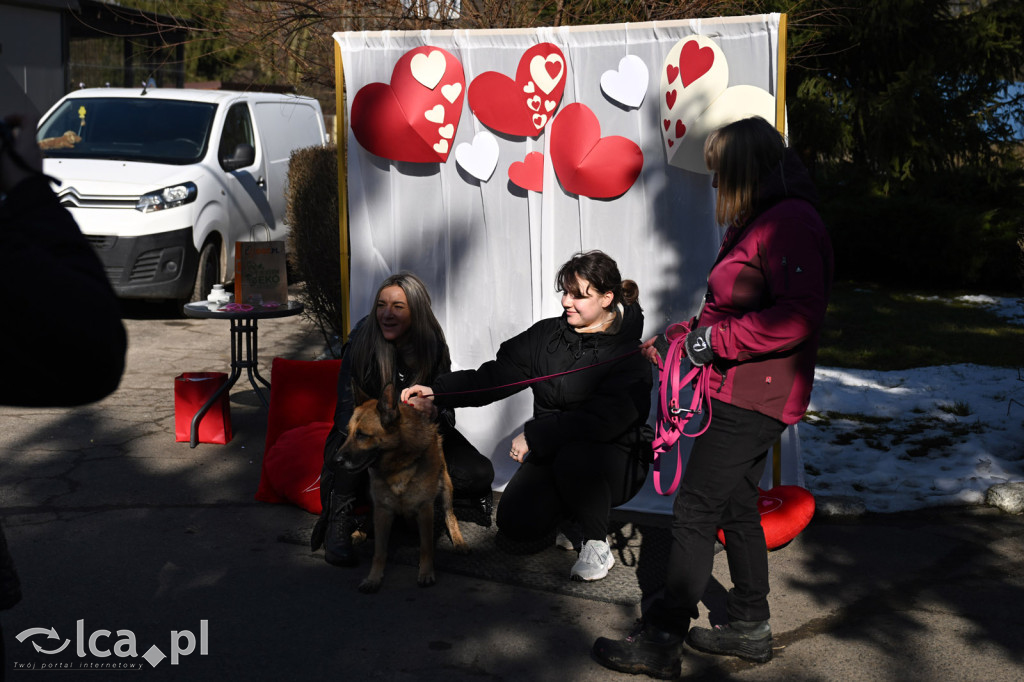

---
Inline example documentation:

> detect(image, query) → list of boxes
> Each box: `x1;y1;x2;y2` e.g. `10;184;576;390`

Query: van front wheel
191;241;220;302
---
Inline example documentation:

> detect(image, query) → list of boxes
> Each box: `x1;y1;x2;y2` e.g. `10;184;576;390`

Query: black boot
686;619;772;663
592;619;685;679
311;491;359;567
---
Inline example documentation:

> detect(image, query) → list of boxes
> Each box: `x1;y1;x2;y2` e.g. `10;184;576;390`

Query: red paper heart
508;152;545;192
666;90;677;110
663;119;670;131
666;64;679;85
549;103;643;199
675;120;686;139
468;42;566;138
679;39;714;87
351;46;465;163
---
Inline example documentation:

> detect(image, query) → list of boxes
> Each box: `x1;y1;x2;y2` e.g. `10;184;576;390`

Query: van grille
129;249;164;282
87;235;117;250
58;187;138;209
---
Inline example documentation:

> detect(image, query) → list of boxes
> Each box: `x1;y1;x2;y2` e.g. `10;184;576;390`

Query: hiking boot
686;619;772;663
570;539;614;581
321;491;359;567
592;619;685;679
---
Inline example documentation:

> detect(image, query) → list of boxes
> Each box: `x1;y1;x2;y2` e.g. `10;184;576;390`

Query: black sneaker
686;620;772;663
592;620;685;679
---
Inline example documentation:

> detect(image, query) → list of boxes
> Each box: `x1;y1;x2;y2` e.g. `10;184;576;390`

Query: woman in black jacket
310;272;494;567
403;251;653;582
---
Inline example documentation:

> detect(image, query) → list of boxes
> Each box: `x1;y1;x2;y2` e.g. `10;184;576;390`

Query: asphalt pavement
0;296;1021;681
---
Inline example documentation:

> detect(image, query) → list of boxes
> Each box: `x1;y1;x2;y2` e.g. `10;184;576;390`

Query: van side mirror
221;142;255;171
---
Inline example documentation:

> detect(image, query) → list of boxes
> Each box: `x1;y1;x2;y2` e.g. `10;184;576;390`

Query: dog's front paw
358;577;382;593
417;571;437;588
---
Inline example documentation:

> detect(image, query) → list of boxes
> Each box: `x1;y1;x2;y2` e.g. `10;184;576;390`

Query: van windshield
37;97;217;165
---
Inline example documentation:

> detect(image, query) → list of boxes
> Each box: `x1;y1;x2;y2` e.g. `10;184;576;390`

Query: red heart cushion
549;103;643;199
717;485;816;550
257;421;332;514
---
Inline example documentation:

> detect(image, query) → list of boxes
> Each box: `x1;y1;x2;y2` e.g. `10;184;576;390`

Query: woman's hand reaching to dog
401;384;436;418
509;432;529;463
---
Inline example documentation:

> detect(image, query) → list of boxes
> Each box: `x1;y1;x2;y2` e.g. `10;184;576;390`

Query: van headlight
136;182;197;213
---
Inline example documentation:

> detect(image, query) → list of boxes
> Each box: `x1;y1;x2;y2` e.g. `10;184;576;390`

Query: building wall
0;4;65;116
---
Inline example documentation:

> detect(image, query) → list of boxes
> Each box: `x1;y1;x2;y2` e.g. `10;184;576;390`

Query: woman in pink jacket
594;116;834;679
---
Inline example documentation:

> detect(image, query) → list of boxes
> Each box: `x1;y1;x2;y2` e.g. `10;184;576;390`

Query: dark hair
704;116;787;227
349;272;449;392
555;250;640;315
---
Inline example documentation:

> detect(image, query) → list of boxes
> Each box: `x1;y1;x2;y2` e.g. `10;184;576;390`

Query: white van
36;88;327;301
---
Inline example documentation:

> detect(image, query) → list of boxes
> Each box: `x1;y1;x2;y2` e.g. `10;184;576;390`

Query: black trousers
648;399;786;635
496;441;649;543
320;425;495;509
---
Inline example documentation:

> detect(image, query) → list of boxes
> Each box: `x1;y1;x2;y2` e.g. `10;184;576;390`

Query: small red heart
663;119;670;131
666;64;679;85
508;152;544;192
666;90;677;110
549;103;642;199
675;120;685;139
545;61;562;80
668;140;674;148
679;39;714;87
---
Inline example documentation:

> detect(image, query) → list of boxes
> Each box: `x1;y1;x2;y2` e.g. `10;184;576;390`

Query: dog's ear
377;384;399;428
353;382;372;406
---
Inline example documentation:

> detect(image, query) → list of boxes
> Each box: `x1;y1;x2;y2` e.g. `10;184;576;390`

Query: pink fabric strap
652;322;713;496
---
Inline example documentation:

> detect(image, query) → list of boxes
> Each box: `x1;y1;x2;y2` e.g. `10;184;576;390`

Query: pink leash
651;322;713;496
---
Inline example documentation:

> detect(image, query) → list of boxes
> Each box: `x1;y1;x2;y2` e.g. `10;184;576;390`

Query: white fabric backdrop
333;15;798;514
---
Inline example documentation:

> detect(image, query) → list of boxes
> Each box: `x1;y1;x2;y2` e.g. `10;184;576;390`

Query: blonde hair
704;117;787;227
349;272;449;392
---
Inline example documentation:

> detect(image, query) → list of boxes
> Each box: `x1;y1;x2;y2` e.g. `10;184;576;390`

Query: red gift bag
174;372;232;444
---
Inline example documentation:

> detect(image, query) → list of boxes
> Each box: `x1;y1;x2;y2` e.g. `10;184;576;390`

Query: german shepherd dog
335;387;468;593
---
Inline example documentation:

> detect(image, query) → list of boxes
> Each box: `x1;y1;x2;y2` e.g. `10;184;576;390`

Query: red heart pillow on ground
717;485;816;550
258;421;332;514
351;46;465;163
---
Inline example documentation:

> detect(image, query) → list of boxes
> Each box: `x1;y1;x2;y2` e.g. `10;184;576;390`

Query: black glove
684;326;713;367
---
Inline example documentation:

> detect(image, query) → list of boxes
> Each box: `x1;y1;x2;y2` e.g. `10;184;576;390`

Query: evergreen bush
286;145;345;353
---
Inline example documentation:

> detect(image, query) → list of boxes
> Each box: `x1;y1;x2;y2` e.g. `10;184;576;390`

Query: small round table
182;300;304;447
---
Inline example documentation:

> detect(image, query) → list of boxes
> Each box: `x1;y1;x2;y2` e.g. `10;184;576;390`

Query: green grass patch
817;282;1024;370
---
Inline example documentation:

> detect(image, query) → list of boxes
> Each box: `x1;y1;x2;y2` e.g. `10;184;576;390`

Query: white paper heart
424;105;445;124
438;124;454;139
600;54;649;109
441;82;462;103
411;50;446;90
530;54;564;95
455;131;500;182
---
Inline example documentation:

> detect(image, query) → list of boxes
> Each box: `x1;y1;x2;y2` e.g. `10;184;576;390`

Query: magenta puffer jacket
688;151;833;424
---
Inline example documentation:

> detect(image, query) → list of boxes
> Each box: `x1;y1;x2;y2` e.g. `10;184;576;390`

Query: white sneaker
555;531;577;551
570;539;614;582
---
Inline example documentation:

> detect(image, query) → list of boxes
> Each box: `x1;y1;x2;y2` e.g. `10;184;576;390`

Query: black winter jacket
430;302;653;461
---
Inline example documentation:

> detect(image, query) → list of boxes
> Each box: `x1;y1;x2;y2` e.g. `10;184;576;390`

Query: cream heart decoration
523;82;535;94
532;113;548;129
455;131;500;182
530;54;564;95
527;96;542;111
433;139;449;154
411;50;447;89
660;35;774;173
424;105;445;124
438;124;454;139
441;82;463;103
544;100;556;112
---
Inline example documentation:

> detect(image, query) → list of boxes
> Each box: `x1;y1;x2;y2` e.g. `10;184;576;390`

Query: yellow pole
775;13;788;135
770;13;789;488
335;39;351;344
